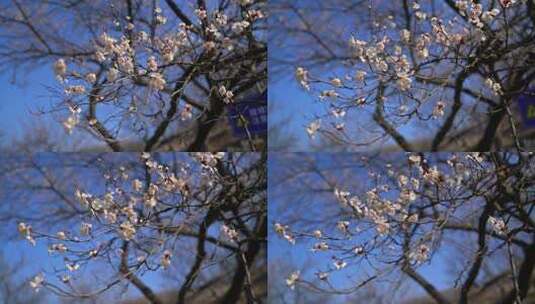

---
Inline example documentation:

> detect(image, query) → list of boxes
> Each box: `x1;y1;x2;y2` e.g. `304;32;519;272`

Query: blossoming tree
0;0;266;151
271;0;535;151
271;152;534;303
0;152;266;303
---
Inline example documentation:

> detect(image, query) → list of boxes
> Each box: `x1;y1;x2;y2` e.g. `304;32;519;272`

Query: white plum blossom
148;72;166;91
65;85;86;95
237;0;254;5
57;231;67;240
193;152;225;168
29;273;44;292
180;104;193;120
119;221;136;240
132;179;143;192
500;0;517;8
400;29;411;43
331;78;343;87
398;175;409;187
320;90;338;100
62;275;71;283
455;0;469;15
54;59;67;78
396;73;412;91
147;56;158;72
485;78;502;95
312;242;329;252
49;243;67;254
349;36;367;58
411;178;420;190
218;86;234;103
231;21;250;34
306;119;321;139
63;111;80;134
66;263;80;272
295;67;310;89
332;108;346;118
274;223;296;245
161;249;172;269
286;271;300;289
355;70;367;82
488;216;507;235
481;9;500;22
354;246;364;255
221;224;239;241
375;218;390;235
334;188;350;205
85;73;97;84
80;222;92;236
432;101;446;119
195;8;207;19
423;166;442;184
336;221;350;233
155;14;167;25
333;260;347;270
18;222;36;246
409;244;430;263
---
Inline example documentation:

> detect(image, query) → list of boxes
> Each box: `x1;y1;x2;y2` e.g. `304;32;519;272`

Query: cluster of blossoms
329;157;431;237
221;224;240;242
274;223;296;244
295;67;310;90
192;152;225;169
285;271;300;290
50;1;264;136
218;86;235;104
485;77;503;96
432;101;446;119
455;1;502;28
160;250;172;269
488;216;507;235
276;152;519;291
29;273;44;292
62;105;81;134
295;0;515;142
408;244;431;264
20;153;235;293
306;119;321;138
17;222;35;246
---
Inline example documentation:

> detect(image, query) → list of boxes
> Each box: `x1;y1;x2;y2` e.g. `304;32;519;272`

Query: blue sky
2;240;167;303
268;78;321;151
0;66;58;142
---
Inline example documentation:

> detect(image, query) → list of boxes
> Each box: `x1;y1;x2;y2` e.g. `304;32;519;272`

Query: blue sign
228;90;267;138
519;88;535;128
